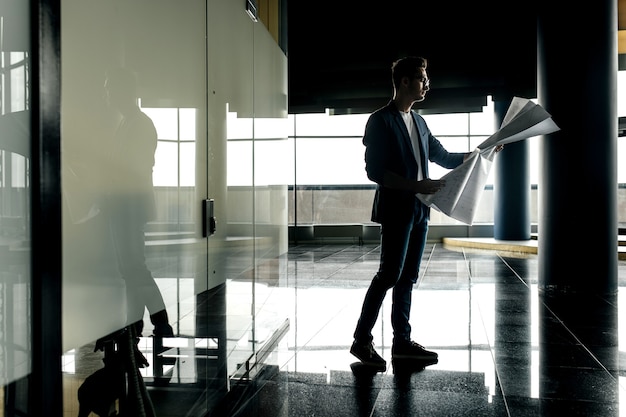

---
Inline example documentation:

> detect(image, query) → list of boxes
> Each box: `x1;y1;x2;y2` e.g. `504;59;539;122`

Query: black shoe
392;340;438;361
350;341;386;370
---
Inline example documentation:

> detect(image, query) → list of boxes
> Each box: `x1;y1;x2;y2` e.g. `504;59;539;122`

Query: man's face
409;69;430;102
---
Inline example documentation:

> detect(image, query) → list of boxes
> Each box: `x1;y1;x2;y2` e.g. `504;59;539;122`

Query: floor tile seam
464;248;513;417
414;244;512;415
287;298;358;356
414;243;438;287
307;244;364;262
597;292;619;309
367;369;395;417
466;253;550;417
282;245;394;415
314;247;381;282
496;254;532;290
331;245;381;266
429;243;476;282
539;301;621;385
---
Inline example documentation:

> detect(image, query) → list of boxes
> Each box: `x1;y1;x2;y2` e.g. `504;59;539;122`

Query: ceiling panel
287;0;537;114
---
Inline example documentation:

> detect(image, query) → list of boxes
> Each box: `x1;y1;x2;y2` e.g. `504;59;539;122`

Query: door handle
202;199;217;237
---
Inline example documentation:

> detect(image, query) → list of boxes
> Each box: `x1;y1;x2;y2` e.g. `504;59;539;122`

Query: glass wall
60;0;288;415
60;2;210;415
0;0;32;413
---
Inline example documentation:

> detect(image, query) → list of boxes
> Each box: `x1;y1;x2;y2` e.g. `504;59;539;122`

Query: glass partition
60;0;288;415
0;1;32;413
61;0;214;412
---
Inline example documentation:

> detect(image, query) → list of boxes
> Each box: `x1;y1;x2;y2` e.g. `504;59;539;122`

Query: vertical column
493;98;531;240
537;0;618;294
32;0;63;415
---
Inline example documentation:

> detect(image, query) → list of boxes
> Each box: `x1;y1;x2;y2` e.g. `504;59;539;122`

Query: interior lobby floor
62;239;626;417
226;241;626;417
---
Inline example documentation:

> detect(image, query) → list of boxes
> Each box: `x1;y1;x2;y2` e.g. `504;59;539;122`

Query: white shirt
400;110;424;181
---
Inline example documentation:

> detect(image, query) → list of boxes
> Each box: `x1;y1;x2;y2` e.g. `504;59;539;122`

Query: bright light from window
295;138;368;185
144;107;197;187
153;141;178;187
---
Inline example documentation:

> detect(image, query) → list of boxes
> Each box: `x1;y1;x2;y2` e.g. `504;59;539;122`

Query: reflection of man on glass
104;67;173;337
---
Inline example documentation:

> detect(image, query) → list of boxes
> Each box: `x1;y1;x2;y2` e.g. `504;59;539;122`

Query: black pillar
31;0;63;415
493;98;531;240
537;0;618;294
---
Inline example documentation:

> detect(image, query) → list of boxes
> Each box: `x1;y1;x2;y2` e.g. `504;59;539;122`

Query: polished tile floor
63;241;626;417
226;242;626;417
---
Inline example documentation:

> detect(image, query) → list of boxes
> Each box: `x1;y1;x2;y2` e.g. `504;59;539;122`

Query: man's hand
415;178;445;194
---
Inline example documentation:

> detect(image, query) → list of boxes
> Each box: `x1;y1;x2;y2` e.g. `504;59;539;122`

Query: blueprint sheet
417;97;560;225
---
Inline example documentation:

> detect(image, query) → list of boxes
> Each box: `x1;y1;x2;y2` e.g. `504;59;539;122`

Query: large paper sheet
417;97;560;225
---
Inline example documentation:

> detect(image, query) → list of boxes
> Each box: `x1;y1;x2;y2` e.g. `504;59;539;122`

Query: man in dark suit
350;56;470;371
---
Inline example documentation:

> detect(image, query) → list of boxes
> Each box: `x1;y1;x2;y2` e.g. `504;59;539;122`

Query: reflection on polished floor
225;242;626;417
63;242;626;417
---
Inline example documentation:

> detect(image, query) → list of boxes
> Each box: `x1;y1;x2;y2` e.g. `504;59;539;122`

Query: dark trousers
354;198;429;345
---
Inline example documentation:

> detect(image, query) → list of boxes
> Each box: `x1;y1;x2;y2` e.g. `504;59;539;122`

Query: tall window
143;106;197;227
289;86;626;228
0;50;30;231
2;51;29;114
0;17;32;391
288;99;501;226
144;107;197;188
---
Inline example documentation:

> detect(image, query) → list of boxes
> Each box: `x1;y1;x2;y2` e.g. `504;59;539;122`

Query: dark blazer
364;101;465;224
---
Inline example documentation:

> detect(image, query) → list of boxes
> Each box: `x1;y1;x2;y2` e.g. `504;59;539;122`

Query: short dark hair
391;56;427;89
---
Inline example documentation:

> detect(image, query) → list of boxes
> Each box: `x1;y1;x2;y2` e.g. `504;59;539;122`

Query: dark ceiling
286;0;538;115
